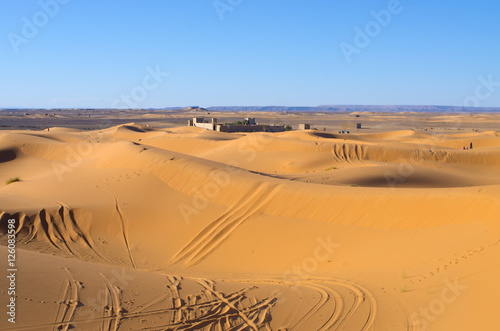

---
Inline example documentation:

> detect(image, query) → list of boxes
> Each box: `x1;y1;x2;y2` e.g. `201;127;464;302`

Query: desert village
188;116;286;132
188;116;362;133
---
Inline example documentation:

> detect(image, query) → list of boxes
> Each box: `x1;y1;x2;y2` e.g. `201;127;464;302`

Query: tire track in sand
52;268;81;331
4;273;414;331
112;193;136;269
99;273;123;331
235;276;408;331
170;183;283;267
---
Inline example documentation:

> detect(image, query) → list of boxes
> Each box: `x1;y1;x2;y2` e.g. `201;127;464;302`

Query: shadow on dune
121;125;147;133
0;148;16;163
349;173;470;188
332;166;496;188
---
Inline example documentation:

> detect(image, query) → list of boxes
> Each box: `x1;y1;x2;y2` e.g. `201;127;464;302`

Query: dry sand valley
1;111;500;330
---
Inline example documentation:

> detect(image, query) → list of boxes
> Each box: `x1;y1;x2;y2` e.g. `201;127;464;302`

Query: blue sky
1;0;499;108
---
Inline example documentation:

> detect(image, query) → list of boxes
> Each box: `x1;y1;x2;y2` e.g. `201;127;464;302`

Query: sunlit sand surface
1;119;500;330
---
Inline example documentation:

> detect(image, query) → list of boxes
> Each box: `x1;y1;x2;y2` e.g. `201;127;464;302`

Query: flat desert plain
1;112;500;330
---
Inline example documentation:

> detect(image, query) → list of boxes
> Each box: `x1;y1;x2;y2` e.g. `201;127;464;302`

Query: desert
1;110;500;330
2;1;500;329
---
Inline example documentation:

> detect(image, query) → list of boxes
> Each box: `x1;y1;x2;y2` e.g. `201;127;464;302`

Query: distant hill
180;106;209;112
207;105;500;113
2;105;500;113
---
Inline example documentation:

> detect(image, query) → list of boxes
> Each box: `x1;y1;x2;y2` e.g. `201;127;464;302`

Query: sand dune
1;247;404;330
2;123;500;330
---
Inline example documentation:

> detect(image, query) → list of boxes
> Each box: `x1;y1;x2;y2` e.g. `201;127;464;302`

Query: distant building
188;117;284;133
216;124;285;133
245;117;256;125
191;117;217;130
299;124;311;130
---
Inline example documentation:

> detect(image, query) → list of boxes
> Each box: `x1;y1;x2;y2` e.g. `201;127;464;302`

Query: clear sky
1;0;499;108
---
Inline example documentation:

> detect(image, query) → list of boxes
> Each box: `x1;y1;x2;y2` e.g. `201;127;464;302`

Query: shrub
6;177;20;185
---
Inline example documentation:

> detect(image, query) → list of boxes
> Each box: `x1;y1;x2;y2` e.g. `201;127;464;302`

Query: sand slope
1;247;405;330
1;124;500;330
